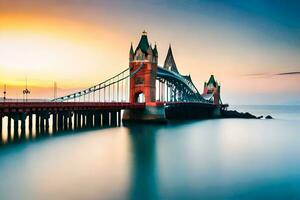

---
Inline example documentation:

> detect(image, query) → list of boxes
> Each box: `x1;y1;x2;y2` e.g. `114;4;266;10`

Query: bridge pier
77;112;81;128
81;112;84;128
20;113;26;139
165;103;219;119
212;107;221;117
28;113;33;136
87;111;93;128
35;113;40;135
80;113;84;128
123;105;167;123
58;112;63;131
102;111;109;127
78;112;82;128
7;115;12;141
74;112;78;129
0;114;2;142
117;110;121;126
111;111;117;126
45;114;50;133
13;115;19;140
63;112;68;131
78;112;82;129
82;112;86;128
81;112;85;128
52;112;57;133
40;113;45;133
94;112;101;127
44;114;48;133
84;113;87;128
92;112;95;128
68;112;73;130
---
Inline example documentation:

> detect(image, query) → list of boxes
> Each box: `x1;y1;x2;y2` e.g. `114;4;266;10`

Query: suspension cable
52;64;144;102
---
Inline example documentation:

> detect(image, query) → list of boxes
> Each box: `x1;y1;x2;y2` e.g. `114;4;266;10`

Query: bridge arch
134;91;145;103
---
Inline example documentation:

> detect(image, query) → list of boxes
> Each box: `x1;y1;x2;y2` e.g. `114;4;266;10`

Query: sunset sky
0;0;299;104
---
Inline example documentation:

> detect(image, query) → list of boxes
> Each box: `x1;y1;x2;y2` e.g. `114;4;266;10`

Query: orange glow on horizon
0;13;107;43
0;13;127;93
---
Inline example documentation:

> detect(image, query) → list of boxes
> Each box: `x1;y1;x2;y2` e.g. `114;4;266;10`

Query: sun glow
0;14;125;93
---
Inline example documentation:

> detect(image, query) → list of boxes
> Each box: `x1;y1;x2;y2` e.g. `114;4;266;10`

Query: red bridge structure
0;31;228;140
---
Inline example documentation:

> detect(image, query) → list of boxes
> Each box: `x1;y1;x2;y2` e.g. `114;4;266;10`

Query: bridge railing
0;98;51;103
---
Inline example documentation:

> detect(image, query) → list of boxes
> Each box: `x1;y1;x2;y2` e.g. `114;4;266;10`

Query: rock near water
221;110;272;119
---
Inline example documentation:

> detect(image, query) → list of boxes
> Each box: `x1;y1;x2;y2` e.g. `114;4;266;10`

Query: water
1;105;300;200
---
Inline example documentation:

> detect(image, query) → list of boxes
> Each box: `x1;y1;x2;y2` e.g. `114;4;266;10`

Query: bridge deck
0;102;145;115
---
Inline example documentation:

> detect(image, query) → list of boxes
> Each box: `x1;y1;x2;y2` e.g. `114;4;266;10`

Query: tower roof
208;75;217;86
129;42;134;54
153;43;158;57
163;44;179;73
135;30;150;54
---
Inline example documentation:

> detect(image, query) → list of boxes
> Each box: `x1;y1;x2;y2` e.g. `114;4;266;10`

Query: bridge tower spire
129;31;158;105
202;75;221;105
163;44;179;74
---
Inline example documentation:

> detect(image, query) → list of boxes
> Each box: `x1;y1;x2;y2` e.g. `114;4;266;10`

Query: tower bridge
0;31;227;139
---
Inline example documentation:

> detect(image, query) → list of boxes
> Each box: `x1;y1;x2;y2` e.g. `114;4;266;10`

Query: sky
0;0;299;104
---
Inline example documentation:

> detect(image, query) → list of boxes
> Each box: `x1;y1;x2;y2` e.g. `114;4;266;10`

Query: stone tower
129;31;158;105
202;75;221;105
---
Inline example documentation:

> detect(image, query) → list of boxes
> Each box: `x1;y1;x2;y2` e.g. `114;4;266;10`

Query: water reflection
127;124;160;200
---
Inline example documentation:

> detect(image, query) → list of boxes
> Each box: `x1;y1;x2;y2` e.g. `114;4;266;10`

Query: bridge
0;31;227;140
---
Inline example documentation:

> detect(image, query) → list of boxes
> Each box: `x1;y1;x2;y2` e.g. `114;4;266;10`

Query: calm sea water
1;105;300;200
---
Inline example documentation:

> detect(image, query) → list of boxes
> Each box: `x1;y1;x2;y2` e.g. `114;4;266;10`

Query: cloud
243;72;272;78
244;73;268;76
244;71;300;78
275;71;300;76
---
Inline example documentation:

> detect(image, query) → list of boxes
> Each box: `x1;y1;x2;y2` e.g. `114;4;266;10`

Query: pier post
13;115;19;140
94;112;101;127
63;112;68;130
68;112;73;130
74;112;78;129
83;113;87;128
87;112;93;128
28;113;33;135
52;112;57;133
117;110;121;126
102;111;109;127
81;113;84;128
7;115;11;139
20;114;26;139
86;112;90;128
78;112;82;129
85;113;88;127
35;113;40;135
45;112;50;133
81;112;85;128
111;110;117;126
77;112;80;128
58;112;63;131
0;114;2;142
91;112;95;128
40;113;45;133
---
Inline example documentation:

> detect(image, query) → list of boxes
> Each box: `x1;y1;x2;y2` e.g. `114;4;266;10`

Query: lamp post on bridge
23;78;30;102
23;89;30;102
3;84;6;103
